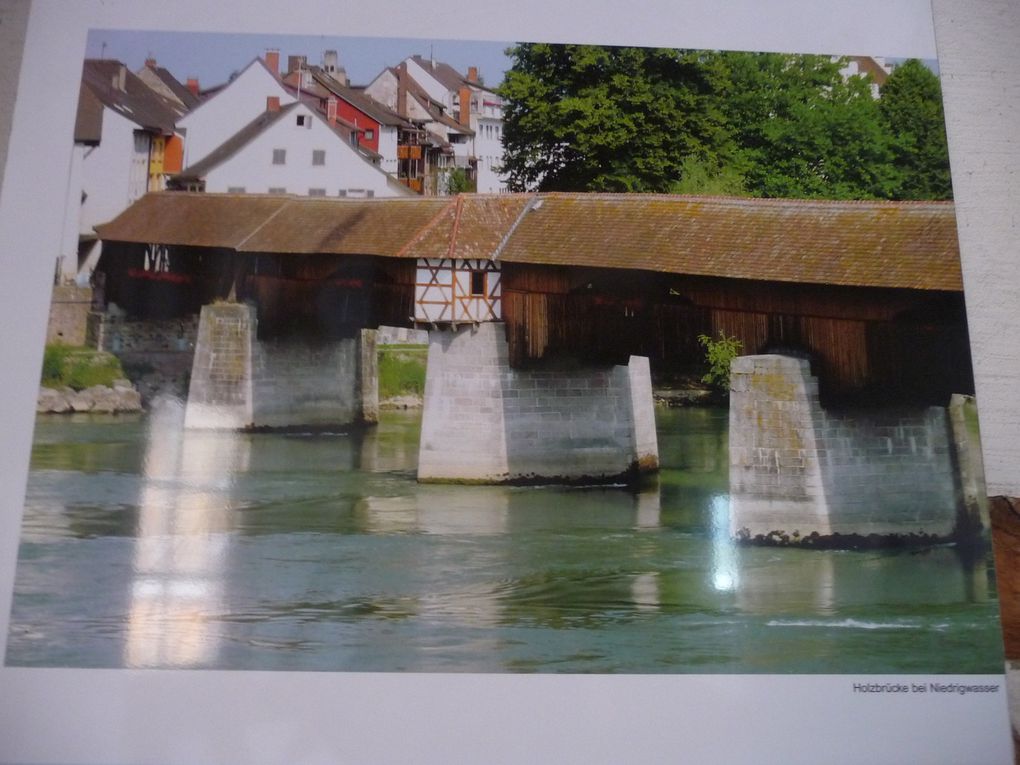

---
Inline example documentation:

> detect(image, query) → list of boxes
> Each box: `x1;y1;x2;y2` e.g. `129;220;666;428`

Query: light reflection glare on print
125;397;247;668
710;494;739;591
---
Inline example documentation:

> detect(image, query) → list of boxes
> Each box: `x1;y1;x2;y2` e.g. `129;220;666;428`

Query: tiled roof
150;66;201;109
73;82;104;144
240;197;450;254
96;193;449;255
80;60;183;134
408;55;469;92
403;195;533;260
96;192;962;291
309;68;409;127
496;194;962;291
95;193;291;249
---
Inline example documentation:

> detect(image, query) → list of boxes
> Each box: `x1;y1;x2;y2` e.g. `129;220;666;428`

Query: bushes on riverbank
41;345;126;391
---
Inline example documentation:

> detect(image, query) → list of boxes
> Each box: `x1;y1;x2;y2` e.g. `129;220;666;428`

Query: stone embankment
37;379;142;414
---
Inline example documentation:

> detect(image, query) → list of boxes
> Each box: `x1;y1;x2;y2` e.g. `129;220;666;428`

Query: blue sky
85;30;515;89
84;30;937;93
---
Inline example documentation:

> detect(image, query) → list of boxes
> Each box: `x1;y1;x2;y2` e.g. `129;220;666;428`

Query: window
470;270;486;296
272;148;286;165
365;129;374;140
312;149;326;165
308;188;327;197
296;114;310;128
227;186;246;193
268;187;286;194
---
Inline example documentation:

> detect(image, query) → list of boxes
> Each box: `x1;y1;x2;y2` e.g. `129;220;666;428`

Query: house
174;51;297;170
60;59;186;283
839;56;893;98
280;52;413;179
364;61;484;194
168;98;412;198
401;55;507;194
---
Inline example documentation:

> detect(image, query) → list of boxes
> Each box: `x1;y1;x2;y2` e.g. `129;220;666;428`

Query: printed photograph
5;29;1004;673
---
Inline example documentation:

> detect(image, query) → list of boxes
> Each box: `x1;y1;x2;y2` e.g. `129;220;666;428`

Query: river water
6;403;1003;673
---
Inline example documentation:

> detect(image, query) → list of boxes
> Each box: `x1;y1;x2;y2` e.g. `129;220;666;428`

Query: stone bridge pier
417;322;658;484
184;302;377;430
728;354;973;544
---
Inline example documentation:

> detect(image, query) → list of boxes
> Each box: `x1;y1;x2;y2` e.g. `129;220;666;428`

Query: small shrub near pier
41;345;126;391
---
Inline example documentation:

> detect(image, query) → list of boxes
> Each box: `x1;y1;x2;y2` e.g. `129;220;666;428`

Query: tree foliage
499;46;950;201
499;44;733;192
878;58;952;199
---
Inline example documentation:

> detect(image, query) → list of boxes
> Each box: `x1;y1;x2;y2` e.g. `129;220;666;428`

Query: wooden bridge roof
96;192;963;291
497;194;962;292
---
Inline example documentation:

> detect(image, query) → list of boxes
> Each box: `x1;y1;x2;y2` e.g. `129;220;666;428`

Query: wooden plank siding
501;263;972;403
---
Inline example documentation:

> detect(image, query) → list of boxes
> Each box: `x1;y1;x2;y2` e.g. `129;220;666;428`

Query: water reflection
7;407;1004;673
125;397;247;668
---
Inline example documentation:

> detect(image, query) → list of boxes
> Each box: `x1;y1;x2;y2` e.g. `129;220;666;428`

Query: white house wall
473;116;506;193
415;258;501;323
362;70;398;112
202;105;404;197
79;108;143;235
177;62;295;169
377;127;398;176
58;143;85;280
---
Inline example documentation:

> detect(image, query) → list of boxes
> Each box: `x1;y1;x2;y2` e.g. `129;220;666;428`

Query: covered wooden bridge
95;191;971;405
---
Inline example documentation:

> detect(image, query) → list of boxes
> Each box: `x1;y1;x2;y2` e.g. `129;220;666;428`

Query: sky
84;29;940;94
85;30;515;90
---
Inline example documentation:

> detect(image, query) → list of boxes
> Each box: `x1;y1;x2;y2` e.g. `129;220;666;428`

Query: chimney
327;97;338;126
287;55;307;75
458;85;472;127
186;78;200;96
266;96;280;113
145;57;157;69
467;66;478;83
113;65;127;92
265;48;280;77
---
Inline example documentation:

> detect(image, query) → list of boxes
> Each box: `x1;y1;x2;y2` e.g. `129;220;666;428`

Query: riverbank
37;345;142;413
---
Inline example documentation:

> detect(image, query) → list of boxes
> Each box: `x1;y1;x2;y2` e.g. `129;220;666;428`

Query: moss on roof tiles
96;192;962;292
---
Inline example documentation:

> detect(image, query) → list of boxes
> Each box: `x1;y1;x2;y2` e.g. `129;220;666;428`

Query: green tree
878;58;952;199
706;52;900;199
499;44;734;192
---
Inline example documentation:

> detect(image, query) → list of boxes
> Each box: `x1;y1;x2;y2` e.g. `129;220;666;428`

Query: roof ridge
394;197;460;258
534;191;953;207
492;194;541;261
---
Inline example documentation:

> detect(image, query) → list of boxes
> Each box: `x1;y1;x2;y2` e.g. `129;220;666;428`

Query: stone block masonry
418;323;658;483
184;303;378;430
46;286;93;345
729;354;962;542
